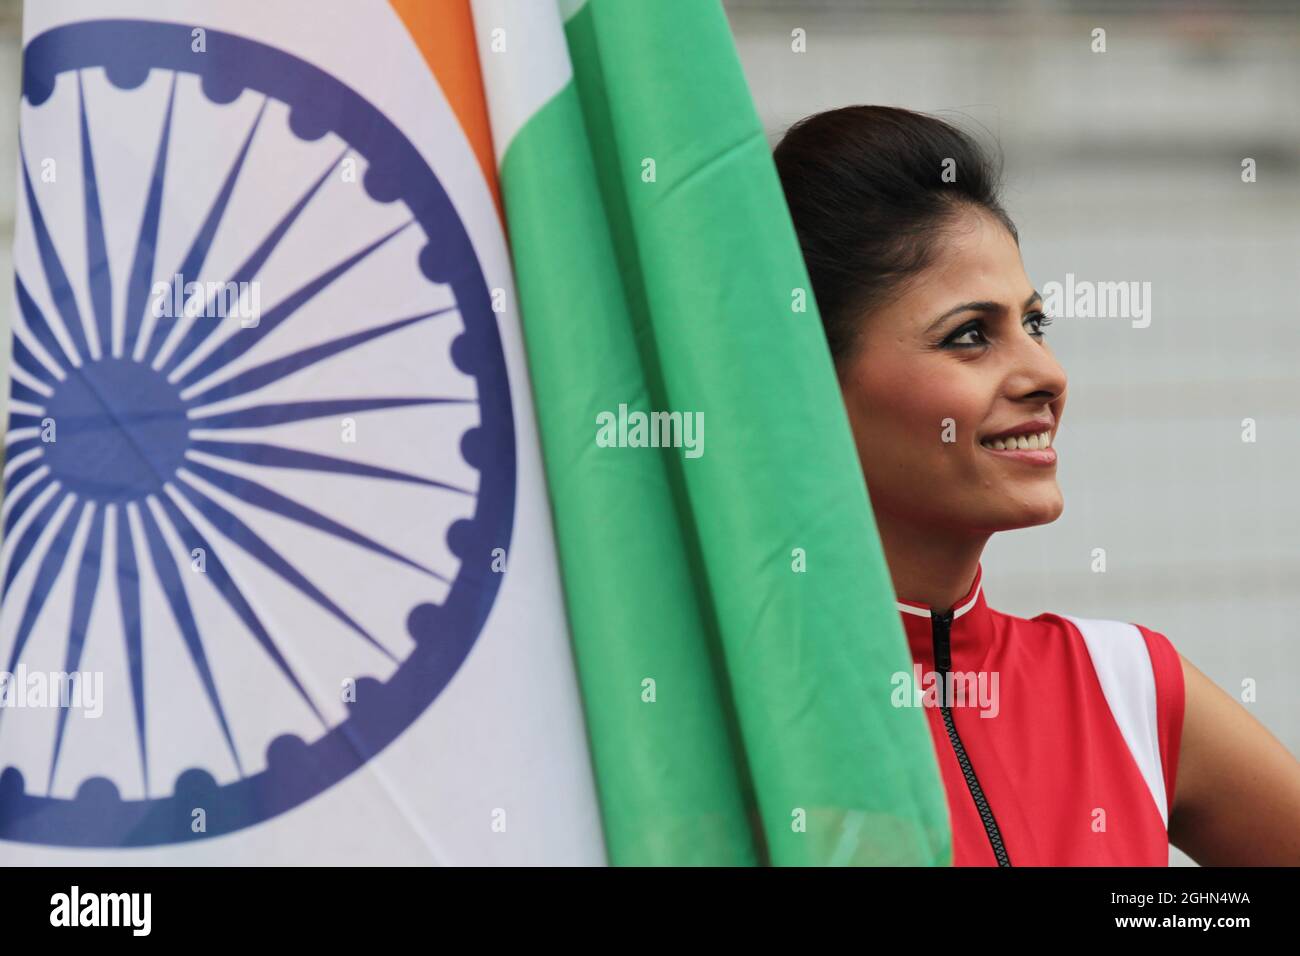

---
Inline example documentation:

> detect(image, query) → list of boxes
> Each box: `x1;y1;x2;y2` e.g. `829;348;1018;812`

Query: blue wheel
0;20;515;846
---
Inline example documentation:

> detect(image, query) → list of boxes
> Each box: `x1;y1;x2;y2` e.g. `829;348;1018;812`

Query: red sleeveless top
896;563;1184;866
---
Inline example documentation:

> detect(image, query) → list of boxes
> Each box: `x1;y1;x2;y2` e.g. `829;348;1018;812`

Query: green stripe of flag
487;0;952;866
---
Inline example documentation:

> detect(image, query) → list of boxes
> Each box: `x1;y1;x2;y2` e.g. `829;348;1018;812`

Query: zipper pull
932;609;953;708
932;609;953;673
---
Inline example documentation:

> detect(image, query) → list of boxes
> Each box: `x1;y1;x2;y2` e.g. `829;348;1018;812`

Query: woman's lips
979;444;1058;465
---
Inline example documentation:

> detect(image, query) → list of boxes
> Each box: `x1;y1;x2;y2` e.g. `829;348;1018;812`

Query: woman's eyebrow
924;291;1042;334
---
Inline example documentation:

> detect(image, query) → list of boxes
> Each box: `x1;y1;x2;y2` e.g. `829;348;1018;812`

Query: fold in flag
1;0;951;865
473;0;950;865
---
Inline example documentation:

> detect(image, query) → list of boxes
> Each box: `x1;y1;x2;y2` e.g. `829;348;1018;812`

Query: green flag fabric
473;0;952;866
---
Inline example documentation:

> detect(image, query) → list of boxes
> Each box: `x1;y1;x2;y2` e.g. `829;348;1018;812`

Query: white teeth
980;430;1052;450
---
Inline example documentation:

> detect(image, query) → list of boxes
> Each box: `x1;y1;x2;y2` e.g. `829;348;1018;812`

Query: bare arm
1168;653;1300;865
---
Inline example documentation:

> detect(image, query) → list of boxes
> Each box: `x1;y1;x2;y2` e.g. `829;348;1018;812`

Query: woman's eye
1025;312;1054;337
944;322;987;347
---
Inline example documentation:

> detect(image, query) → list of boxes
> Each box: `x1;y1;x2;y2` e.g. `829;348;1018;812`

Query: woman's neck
873;510;988;613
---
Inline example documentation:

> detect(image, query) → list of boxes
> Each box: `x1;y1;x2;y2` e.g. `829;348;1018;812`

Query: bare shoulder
1170;653;1300;865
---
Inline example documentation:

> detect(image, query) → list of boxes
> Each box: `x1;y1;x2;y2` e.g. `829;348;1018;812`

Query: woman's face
839;207;1068;536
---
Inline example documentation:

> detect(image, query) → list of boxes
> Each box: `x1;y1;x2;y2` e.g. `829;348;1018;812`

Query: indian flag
1;0;950;866
0;0;601;864
472;0;950;865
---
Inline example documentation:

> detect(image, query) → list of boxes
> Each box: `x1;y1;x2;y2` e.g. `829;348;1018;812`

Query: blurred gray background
723;0;1299;865
0;0;1295;865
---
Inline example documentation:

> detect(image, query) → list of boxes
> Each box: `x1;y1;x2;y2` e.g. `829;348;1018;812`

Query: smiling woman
775;105;1300;867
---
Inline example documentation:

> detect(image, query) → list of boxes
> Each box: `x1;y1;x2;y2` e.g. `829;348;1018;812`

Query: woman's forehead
888;215;1033;325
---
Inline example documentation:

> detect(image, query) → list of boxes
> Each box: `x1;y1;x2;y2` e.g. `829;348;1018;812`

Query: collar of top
895;563;994;657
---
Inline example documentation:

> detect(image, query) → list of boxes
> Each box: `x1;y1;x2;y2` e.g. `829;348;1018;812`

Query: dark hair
774;106;1017;365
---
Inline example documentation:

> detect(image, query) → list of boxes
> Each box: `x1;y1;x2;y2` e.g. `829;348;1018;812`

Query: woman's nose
1009;336;1067;404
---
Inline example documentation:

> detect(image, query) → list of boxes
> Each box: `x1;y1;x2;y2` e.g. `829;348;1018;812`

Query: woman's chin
993;494;1066;530
977;491;1064;532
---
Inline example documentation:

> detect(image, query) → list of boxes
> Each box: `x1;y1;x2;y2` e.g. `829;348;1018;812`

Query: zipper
932;608;1012;867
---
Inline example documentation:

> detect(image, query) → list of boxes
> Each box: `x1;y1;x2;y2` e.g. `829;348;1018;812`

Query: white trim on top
1063;614;1168;829
896;577;983;620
